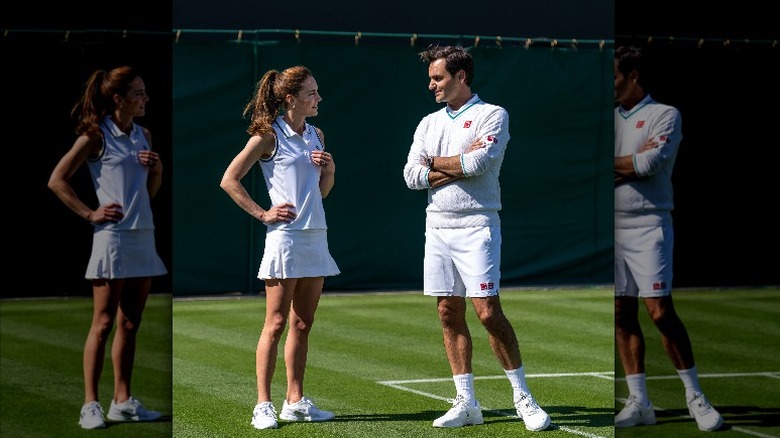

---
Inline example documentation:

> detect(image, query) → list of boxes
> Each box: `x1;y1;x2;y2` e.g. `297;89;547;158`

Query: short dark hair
615;45;647;88
418;44;474;86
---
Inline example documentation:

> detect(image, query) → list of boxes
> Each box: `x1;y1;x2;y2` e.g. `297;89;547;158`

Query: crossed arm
425;139;486;188
614;138;659;184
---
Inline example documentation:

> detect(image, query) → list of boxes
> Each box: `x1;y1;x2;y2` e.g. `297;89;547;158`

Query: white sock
453;373;476;405
625;373;650;406
677;366;702;395
505;365;531;398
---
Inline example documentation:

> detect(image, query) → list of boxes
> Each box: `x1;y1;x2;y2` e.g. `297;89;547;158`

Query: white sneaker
279;396;335;422
687;391;723;431
514;391;551;431
79;401;106;429
615;394;656;427
432;395;484;428
251;402;278;429
106;396;162;422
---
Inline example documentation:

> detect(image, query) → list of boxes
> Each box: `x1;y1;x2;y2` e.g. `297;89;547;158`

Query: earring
293;104;296;109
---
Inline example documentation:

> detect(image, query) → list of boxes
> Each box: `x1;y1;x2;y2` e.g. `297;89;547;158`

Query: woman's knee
117;313;142;335
290;314;315;333
263;312;289;337
91;314;116;339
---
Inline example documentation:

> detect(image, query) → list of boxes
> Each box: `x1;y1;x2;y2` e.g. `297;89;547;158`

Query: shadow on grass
657;406;780;430
102;414;172;429
304;405;614;429
485;406;615;428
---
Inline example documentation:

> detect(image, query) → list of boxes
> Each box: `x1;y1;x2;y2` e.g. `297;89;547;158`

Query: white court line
381;371;614;385
729;427;780;438
378;371;614;438
615;371;780;381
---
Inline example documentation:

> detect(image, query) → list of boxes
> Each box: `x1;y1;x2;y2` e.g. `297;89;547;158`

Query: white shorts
85;229;168;280
423;226;501;297
257;229;340;279
615;223;673;298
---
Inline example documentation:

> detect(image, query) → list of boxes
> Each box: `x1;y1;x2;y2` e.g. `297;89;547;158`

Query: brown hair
615;46;647;89
71;66;139;137
418;45;474;86
243;65;313;136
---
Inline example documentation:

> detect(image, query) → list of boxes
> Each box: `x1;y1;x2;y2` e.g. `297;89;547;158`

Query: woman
220;65;339;430
48;66;167;429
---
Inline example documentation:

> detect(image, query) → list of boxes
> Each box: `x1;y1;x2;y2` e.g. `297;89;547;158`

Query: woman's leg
84;279;122;403
256;278;296;403
284;277;324;403
111;277;150;403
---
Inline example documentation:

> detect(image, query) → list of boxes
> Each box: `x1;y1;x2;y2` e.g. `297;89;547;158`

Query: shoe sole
432;415;484;428
690;411;724;432
525;417;552;431
79;422;106;429
432;420;485;428
252;421;278;429
698;423;724;432
279;414;335;422
615;417;657;428
107;413;162;422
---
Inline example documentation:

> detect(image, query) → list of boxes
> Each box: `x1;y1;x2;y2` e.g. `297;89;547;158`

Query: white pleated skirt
85;229;168;279
257;229;340;279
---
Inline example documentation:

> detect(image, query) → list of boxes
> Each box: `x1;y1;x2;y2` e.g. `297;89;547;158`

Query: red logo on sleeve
463;121;472;128
486;135;496;142
659;135;668;142
636;120;645;128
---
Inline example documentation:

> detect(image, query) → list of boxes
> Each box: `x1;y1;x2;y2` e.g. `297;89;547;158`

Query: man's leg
644;296;723;431
470;295;520;369
431;296;483;428
471;296;550;431
615;295;656;427
643;296;694;369
437;296;474;396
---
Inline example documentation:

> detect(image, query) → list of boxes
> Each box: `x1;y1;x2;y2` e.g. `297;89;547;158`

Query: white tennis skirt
257;229;340;279
85;229;168;280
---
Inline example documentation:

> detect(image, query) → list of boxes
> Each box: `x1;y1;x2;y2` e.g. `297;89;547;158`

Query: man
402;44;551;432
614;45;723;431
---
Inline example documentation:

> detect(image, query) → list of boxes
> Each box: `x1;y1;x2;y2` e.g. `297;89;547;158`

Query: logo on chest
463;120;473;128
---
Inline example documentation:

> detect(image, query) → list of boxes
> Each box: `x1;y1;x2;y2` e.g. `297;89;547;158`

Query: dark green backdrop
173;39;614;295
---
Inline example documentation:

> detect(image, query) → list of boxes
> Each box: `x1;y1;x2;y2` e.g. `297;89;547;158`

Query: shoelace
256;404;277;418
515;393;541;415
688;393;713;414
288;398;315;412
85;404;103;417
624;394;640;408
449;395;469;408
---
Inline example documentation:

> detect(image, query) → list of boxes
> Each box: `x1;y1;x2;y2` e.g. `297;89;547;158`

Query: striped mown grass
173;287;615;437
614;288;780;438
6;287;774;437
1;294;172;437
